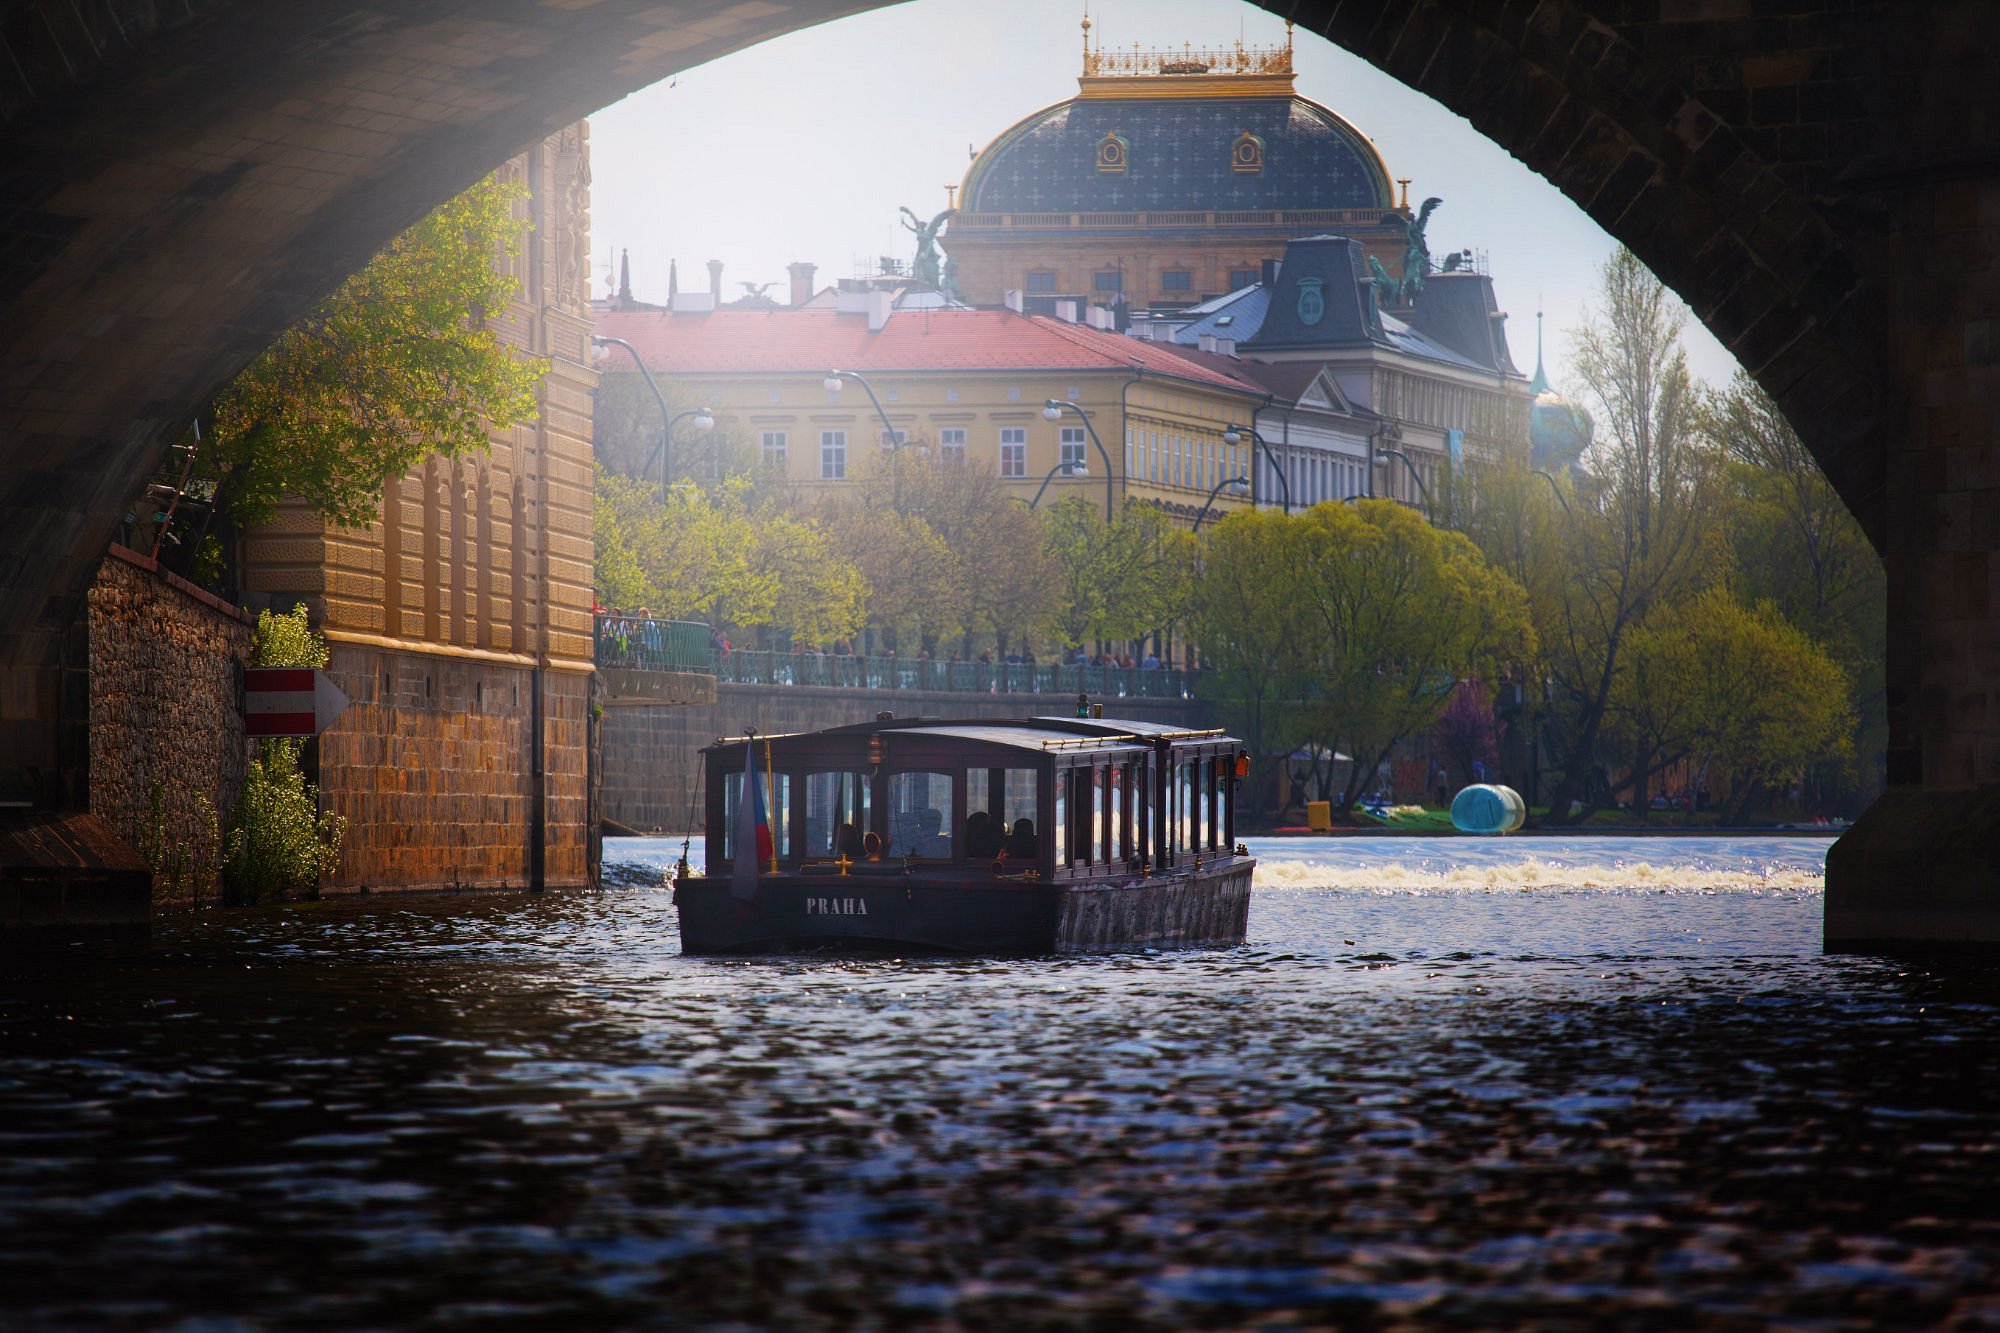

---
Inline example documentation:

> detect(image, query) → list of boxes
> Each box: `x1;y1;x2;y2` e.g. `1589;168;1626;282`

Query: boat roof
705;715;1238;753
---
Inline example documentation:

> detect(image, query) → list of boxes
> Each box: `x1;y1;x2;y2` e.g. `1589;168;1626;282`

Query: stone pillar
1825;169;2000;949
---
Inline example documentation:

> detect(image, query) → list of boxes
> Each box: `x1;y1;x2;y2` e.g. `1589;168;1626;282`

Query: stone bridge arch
2;1;1992;942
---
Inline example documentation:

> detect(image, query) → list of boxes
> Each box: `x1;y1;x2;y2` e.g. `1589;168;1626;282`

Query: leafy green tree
189;176;547;531
891;452;1060;652
1530;248;1724;823
1615;587;1854;821
1040;497;1199;649
1189;506;1312;821
1288;500;1536;813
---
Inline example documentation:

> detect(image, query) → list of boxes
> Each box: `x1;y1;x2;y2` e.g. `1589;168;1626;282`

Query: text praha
806;897;870;916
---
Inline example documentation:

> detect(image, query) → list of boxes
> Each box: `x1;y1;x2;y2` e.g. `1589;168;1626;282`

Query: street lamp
1223;423;1290;513
1192;475;1250;532
1028;458;1088;510
1533;467;1573;513
593;334;713;500
1042;400;1115;522
825;368;907;505
1376;447;1433;519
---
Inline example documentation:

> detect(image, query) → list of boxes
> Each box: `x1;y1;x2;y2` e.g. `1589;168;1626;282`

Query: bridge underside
0;0;1994;945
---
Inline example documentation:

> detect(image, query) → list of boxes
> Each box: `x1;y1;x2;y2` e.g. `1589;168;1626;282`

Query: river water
4;835;1999;1329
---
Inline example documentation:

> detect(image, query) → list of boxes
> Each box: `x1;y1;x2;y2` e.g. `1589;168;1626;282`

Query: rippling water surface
5;835;2000;1329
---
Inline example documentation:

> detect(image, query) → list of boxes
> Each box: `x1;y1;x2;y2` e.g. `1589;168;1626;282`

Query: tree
1189;506;1313;821
1288;500;1536;814
1432;679;1497;791
1615;587;1854;821
187;176;547;533
1040;497;1199;650
222;607;345;904
1531;247;1724;823
889;452;1060;652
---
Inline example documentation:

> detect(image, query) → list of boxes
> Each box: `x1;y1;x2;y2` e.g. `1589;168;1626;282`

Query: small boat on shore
673;712;1254;955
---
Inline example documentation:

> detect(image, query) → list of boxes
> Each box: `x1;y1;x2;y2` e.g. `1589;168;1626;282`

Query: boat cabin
703;715;1245;883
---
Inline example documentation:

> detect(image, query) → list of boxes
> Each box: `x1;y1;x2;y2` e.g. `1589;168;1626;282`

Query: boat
673;711;1255;955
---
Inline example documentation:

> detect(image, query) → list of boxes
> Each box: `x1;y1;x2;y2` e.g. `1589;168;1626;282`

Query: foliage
1040;497;1200;647
227;607;343;903
889;452;1061;650
222;743;346;905
1288;500;1535;811
136;776;219;907
1516;247;1724;823
251;604;331;669
190;176;547;530
1614;587;1854;819
595;470;866;645
1189;506;1312;820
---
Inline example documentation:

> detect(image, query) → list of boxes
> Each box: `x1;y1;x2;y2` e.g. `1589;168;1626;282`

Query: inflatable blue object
1451;783;1527;835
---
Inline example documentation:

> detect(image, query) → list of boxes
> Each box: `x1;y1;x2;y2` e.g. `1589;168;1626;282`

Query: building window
1060;426;1087;471
1161;270;1191;292
939;428;967;465
1229;268;1257;290
760;430;787;469
820;430;846;480
878;428;907;449
1093;271;1123;294
999;427;1026;478
1025;272;1058;293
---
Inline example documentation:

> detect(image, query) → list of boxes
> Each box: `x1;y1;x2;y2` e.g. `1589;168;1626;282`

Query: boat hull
675;857;1253;956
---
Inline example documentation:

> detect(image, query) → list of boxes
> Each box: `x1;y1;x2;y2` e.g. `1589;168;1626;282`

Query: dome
1527;314;1593;472
960;92;1395;216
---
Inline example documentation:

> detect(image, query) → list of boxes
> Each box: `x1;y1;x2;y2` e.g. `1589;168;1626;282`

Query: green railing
594;616;713;673
594;617;1198;698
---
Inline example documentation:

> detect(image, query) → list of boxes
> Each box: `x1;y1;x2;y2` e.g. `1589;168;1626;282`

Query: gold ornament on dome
1231;130;1265;174
1096;130;1129;175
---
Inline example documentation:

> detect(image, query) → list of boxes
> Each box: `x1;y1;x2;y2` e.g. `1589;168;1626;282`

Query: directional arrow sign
243;667;350;739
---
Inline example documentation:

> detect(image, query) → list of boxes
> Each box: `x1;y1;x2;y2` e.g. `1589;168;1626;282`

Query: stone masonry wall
602;684;1209;835
87;546;252;908
318;645;589;892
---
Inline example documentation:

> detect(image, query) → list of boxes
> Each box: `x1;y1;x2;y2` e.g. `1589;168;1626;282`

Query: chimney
707;259;724;302
1055;298;1079;324
1215;337;1236;357
1260;257;1281;287
1197;333;1218;354
667;258;679;302
1087;305;1115;332
1004;288;1024;313
867;289;893;332
787;261;816;307
617;249;632;307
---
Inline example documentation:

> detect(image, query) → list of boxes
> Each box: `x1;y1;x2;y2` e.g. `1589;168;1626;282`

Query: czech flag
730;735;772;902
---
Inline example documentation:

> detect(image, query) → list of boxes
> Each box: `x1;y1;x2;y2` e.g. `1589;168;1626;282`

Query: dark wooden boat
674;713;1255;955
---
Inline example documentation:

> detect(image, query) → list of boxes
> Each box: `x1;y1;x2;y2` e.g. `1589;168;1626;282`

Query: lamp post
1028;459;1088;510
1532;467;1573;513
1042;399;1116;522
593;334;713;500
1192;476;1250;532
1223;423;1290;513
825;368;906;506
1376;447;1433;519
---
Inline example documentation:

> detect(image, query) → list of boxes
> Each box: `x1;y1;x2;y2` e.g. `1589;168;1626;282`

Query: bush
222;740;345;904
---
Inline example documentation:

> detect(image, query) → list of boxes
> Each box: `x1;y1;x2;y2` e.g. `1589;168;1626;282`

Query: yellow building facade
591;302;1268;527
239;126;597;893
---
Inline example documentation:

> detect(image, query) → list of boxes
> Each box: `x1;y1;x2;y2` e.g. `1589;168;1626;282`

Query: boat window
1099;764;1117;864
1068;766;1095;866
805;770;871;859
1179;759;1197;857
888;770;955;859
967;767;1036;860
718;768;790;864
1207;754;1223;849
1053;771;1067;867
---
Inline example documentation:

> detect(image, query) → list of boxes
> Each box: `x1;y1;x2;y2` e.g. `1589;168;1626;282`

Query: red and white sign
243;667;350;739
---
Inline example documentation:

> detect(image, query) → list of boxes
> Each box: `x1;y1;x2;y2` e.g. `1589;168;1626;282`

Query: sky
586;0;1741;394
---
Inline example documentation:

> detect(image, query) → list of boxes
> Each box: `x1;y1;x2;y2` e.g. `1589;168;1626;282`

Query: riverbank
1256;810;1850;837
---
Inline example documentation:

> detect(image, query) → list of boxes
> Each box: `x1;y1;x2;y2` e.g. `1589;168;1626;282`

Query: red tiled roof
592;307;1264;395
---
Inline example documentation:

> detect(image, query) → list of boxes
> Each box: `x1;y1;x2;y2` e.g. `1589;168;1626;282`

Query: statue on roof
940;256;964;305
1389;196;1443;306
900;205;956;289
1368;256;1398;309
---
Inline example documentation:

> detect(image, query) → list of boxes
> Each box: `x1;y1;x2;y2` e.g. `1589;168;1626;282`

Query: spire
617;248;632;306
1530;307;1550;395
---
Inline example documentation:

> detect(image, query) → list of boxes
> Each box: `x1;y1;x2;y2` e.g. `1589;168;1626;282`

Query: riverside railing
594;617;1196;697
594;615;713;673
